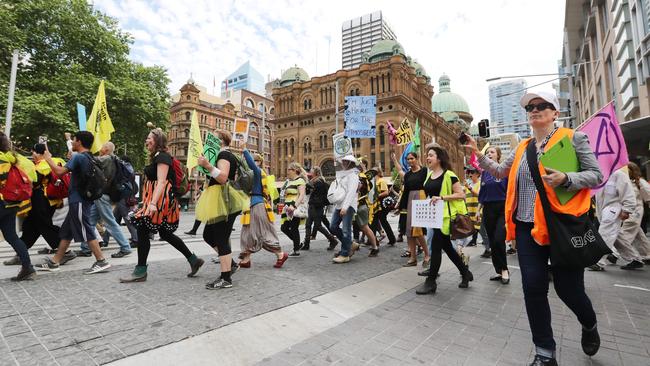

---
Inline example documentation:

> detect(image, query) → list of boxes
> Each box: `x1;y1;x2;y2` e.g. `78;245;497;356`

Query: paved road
1;211;649;365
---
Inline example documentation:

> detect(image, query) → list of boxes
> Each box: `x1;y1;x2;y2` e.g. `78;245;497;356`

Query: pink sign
577;102;629;195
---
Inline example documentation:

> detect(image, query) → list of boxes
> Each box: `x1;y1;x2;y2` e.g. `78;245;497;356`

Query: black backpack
79;152;108;201
107;156;136;202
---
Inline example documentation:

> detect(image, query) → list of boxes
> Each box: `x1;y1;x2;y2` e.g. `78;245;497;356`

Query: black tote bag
525;141;611;269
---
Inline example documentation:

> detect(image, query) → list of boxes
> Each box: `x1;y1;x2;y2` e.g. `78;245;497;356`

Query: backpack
231;153;254;193
45;171;70;200
79;152;107;201
1;165;32;202
107;156;136;202
171;157;189;196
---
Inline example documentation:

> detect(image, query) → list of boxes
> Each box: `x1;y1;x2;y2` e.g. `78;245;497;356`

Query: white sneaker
84;260;111;275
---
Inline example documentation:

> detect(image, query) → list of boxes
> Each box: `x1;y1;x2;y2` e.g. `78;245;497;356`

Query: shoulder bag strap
525;141;554;216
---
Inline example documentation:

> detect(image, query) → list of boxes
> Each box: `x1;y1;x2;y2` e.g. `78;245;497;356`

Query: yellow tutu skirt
196;184;250;224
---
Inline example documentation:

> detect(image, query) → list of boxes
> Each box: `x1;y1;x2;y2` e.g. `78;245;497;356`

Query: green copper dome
367;39;405;63
280;66;310;87
431;74;470;114
409;59;428;78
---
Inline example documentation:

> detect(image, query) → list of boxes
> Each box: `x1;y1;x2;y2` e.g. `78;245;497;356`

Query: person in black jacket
303;167;338;250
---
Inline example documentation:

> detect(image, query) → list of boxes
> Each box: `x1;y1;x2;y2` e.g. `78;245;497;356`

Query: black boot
459;268;474;288
581;324;600;356
415;276;437;295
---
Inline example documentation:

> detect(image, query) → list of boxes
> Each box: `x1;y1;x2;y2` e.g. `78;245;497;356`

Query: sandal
402;260;417;267
400;250;411;258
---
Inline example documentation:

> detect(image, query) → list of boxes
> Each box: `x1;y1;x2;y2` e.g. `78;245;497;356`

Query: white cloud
94;0;565;122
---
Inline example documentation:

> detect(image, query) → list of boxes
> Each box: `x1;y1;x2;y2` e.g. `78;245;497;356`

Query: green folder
539;136;579;205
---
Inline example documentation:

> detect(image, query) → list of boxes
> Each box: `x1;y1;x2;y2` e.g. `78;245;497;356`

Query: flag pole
5;50;18;138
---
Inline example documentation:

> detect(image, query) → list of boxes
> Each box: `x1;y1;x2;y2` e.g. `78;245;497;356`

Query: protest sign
198;132;221;175
233;118;250;147
333;132;353;159
344;96;376;138
395;118;413;145
411;199;444;229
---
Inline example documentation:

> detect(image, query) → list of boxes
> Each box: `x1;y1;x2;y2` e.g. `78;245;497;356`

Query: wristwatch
561;174;572;189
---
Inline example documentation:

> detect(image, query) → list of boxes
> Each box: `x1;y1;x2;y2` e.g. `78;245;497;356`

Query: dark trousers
398;212;407;236
21;189;60;249
304;205;334;246
428;229;466;278
189;219;202;233
281;217;302;251
373;209;396;244
1;203;32;269
112;198;137;242
483;201;507;273
516;220;597;352
137;225;192;266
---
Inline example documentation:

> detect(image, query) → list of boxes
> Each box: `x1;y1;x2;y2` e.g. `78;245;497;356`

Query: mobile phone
458;132;469;145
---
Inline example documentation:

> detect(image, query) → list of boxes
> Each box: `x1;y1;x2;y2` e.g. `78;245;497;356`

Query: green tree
0;0;170;170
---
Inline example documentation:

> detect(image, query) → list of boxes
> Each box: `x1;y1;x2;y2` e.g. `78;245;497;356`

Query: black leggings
137;225;192;266
483;201;508;273
203;214;238;256
429;229;466;279
281;217;302;251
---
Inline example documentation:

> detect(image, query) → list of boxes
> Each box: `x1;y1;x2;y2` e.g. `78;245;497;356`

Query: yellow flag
86;80;115;153
480;142;491;154
186;109;203;170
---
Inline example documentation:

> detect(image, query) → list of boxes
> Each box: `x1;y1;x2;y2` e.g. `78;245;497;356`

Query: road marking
482;261;520;270
614;284;650;292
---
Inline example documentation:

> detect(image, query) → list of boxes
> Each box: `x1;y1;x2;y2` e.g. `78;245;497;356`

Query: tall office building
341;11;397;70
221;61;265;98
489;79;530;138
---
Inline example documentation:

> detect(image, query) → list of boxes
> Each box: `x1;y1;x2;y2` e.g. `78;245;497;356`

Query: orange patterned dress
133;151;180;233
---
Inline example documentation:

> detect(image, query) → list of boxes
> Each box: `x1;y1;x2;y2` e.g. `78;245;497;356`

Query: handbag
293;201;308;218
525;140;611;269
447;200;475;240
327;179;346;205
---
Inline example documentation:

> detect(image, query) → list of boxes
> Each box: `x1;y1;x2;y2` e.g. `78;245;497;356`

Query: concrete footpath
1;213;649;365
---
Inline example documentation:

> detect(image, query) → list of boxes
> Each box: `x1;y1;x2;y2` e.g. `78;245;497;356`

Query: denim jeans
81;194;131;253
516;220;597;357
329;207;354;256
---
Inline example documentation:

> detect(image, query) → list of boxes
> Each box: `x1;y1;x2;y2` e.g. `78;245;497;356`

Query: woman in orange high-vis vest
464;91;603;366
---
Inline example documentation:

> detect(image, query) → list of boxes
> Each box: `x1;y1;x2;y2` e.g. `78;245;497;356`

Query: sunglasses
524;102;556;113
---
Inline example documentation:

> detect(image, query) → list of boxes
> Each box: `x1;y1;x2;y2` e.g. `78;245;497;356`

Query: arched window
250;122;258;132
283;140;288;155
245;98;255;109
258;103;265;113
290;138;295;156
184;129;190;138
379;126;385;145
308;99;312;109
303;143;307;154
269;107;275;115
185;111;191;121
186;95;191;101
304;100;308;110
355;88;360;96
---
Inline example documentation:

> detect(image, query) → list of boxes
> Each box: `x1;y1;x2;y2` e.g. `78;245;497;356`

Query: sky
94;0;566;124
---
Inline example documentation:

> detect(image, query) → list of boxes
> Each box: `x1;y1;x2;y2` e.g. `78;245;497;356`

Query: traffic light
478;119;490;138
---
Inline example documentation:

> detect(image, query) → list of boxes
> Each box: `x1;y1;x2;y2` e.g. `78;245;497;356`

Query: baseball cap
520;90;560;111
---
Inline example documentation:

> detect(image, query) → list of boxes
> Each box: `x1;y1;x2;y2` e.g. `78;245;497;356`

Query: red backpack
45;171;70;200
171;157;189;196
1;166;33;202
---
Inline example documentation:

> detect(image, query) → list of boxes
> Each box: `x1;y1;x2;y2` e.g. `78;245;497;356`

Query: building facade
169;79;275;175
562;0;650;164
486;133;521;160
271;41;464;180
488;79;530;138
221;61;265;98
342;11;397;70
